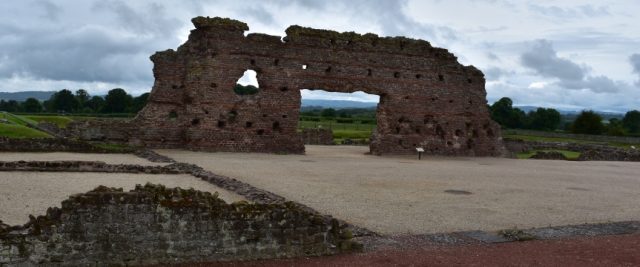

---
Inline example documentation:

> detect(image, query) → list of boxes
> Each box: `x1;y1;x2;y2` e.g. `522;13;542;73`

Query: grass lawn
2;114;39;126
298;120;377;131
516;150;581;160
22;116;74;127
504;134;640;149
332;130;373;144
0;123;53;138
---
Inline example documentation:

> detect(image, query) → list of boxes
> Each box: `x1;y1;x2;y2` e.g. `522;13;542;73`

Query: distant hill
0;91;56;101
301;99;378;109
514;105;624;116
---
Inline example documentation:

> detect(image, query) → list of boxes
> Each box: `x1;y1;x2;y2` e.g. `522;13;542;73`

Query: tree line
489;97;640;136
0;88;149;114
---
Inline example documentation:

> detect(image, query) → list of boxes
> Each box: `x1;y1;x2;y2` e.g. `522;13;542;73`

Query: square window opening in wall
302;64;308;70
282;115;287;118
274;59;279;66
257;129;265;135
218;121;225;128
367;69;372;76
263;114;268;117
246;121;253;128
438;75;444;81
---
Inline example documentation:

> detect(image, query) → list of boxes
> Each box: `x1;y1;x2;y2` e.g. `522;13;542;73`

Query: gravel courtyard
156;146;640;235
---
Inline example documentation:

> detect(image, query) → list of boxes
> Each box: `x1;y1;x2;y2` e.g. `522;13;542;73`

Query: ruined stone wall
301;128;334;145
68;16;504;156
503;138;640;161
0;184;360;266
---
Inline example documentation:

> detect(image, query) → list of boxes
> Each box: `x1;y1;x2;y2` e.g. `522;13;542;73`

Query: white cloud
528;82;548;89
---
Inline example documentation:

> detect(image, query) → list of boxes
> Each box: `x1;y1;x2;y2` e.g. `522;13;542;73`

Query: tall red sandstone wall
69;16;504;156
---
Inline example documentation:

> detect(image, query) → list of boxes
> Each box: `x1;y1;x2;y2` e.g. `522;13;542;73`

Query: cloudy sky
1;0;638;112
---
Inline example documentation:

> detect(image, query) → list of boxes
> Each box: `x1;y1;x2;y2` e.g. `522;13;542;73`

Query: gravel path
0;152;170;166
156;146;640;235
0;172;246;226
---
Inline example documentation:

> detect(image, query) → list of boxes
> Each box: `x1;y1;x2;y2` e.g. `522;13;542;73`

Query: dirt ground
156;146;640;235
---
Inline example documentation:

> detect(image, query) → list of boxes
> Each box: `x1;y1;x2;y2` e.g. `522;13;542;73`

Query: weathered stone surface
0;184;361;266
65;16;504;156
301;128;334;145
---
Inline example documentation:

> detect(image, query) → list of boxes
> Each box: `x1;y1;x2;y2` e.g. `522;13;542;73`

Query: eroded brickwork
67;16;504;156
0;184;360;266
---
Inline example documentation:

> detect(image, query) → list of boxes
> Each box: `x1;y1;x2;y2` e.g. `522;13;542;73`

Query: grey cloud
36;0;63;22
520;39;586;81
529;4;611;21
486;52;500;61
521;39;622;93
238;6;277;27
630;54;640;86
482;66;513;81
91;1;182;37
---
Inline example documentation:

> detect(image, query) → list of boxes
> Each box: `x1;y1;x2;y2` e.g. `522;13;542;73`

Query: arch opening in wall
169;111;177;121
234;70;259;95
299;89;380;147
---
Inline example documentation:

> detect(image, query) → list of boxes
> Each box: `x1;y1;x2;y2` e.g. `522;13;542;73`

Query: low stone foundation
0;184;361;266
503;138;640;161
301;128;334;145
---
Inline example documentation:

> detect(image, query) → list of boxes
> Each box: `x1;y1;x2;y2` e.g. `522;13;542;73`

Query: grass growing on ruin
504;134;640;149
516;150;581;160
0;123;53;138
22;116;74;127
93;143;130;150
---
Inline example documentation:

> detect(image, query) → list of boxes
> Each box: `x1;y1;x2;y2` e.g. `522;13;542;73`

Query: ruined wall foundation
66;16;505;156
0;184;360;266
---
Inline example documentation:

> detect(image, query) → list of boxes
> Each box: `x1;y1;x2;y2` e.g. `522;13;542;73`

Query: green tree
21;98;43;112
0;99;20;112
75;89;90;110
321;108;337;118
53;89;78;112
103;88;133;113
621;110;640;133
339;110;350;118
608;125;627;136
529;108;561;131
571;110;604;135
127;92;150;113
233;84;259;95
489;97;525;129
88;96;106;113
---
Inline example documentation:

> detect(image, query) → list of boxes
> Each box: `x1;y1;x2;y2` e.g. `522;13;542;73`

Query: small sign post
416;147;424;160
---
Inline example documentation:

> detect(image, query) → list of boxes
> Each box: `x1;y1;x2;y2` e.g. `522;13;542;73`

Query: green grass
504;134;640;149
93;143;130;150
2;114;39;126
298;120;377;131
22;116;74;127
516;150;581;159
0;123;53;138
332;130;373;144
